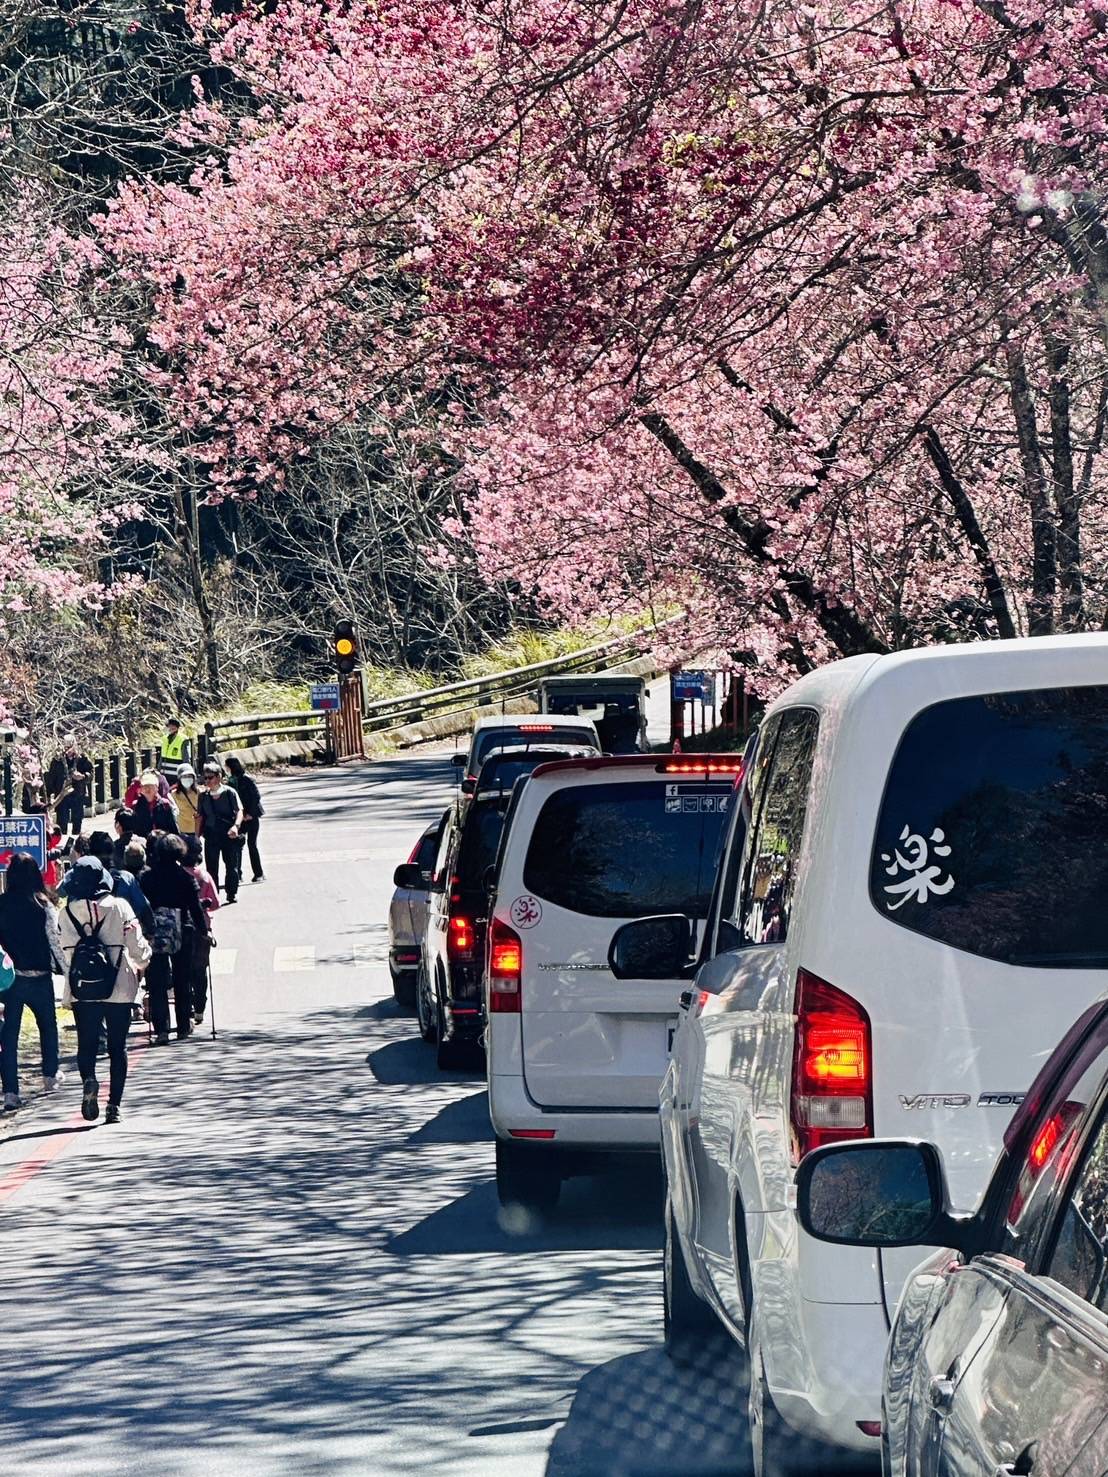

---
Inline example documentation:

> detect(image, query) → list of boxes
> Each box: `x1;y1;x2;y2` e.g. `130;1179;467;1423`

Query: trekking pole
208;959;217;1040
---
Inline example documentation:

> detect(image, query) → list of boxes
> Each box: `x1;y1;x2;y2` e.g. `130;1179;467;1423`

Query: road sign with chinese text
0;814;47;869
672;670;715;703
310;683;341;711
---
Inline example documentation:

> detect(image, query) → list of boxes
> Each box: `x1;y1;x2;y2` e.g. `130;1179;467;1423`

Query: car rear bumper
488;1071;661;1149
767;1294;886;1453
443;1001;484;1043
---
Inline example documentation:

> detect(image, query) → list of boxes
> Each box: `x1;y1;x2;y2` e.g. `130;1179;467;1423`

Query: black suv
418;745;595;1068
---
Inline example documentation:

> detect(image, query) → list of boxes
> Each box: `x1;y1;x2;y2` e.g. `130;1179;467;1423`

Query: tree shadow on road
0;998;670;1475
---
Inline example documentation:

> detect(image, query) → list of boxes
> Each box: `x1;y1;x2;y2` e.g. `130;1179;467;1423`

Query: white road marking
273;946;315;972
210;948;237;977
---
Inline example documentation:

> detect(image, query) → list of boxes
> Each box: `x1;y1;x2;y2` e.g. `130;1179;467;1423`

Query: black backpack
66;905;118;1001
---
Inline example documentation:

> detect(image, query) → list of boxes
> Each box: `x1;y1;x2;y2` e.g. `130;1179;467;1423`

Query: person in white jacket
58;857;151;1125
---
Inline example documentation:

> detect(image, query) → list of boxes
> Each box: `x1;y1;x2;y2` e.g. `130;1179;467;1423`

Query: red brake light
663;761;745;774
488;917;522;1013
1008;1100;1083;1223
791;970;872;1163
518;724;554;733
448;914;475;959
1030;1114;1061;1170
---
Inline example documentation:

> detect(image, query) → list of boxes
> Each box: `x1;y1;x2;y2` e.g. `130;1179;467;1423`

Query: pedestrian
198;761;243;903
125;770;170;808
183;835;218;1025
159;718;192;785
140;834;206;1044
131;772;180;840
224;756;265;883
59;857;151;1125
112;806;136;870
46;734;94;841
0;854;65;1110
81;832;155;937
172;763;202;837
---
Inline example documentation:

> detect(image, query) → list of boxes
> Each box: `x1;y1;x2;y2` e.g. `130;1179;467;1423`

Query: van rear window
871;685;1108;966
523;780;730;918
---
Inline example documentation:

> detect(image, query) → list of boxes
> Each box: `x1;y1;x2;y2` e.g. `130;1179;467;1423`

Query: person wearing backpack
139;834;206;1045
0;853;66;1111
59;857;151;1125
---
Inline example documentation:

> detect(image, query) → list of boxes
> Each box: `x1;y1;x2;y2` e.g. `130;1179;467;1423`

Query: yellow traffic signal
332;619;359;674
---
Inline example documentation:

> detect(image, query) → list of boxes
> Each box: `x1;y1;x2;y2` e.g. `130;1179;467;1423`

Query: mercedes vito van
636;634;1108;1473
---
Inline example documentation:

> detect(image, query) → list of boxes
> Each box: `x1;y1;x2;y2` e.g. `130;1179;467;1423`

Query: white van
635;633;1108;1473
485;753;743;1211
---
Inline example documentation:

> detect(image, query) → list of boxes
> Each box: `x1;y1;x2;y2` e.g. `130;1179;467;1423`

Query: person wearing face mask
172;764;201;837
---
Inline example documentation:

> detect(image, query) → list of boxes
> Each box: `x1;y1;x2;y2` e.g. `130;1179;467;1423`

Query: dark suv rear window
524;779;731;918
871;685;1108;966
474;726;595;768
456;800;510;889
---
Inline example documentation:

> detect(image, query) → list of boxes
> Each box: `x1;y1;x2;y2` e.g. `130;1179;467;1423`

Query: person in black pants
0;854;65;1110
58;857;152;1125
46;735;94;841
198;761;244;902
139;835;207;1045
225;756;265;882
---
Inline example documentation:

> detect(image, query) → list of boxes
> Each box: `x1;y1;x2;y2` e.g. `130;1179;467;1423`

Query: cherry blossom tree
103;0;1108;682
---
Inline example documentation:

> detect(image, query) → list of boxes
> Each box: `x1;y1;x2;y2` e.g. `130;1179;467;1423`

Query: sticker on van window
664;783;731;815
510;894;543;929
881;826;955;910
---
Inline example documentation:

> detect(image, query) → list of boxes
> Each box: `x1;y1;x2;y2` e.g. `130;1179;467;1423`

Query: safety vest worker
160;719;192;782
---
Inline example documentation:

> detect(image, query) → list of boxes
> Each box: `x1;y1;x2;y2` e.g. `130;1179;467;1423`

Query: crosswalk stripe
273;946;315;972
210;948;237;977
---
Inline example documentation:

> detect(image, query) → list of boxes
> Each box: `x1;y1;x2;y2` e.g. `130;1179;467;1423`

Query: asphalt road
0;743;751;1477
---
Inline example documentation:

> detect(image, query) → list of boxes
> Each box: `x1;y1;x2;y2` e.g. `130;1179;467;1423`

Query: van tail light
791;969;872;1163
448;914;475;959
488;917;522;1013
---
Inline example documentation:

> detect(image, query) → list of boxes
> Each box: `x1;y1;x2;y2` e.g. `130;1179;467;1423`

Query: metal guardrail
200;631;658;757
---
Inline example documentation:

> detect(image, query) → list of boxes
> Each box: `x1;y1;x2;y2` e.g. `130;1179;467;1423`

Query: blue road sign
310;682;341;711
672;670;715;703
0;813;47;869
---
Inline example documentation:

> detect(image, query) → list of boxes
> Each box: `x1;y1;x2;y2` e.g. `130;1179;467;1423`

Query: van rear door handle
679;989;693;1009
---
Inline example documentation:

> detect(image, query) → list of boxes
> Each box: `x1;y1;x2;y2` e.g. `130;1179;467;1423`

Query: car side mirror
608;915;694;980
797;1140;974;1254
451;752;466;768
460;777;476;796
715;919;743;955
393;863;423;890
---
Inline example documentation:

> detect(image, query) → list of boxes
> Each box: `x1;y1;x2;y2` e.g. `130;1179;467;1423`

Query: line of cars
386;636;1108;1476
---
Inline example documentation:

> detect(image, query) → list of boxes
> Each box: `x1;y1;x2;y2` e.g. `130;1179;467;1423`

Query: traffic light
332;618;359;675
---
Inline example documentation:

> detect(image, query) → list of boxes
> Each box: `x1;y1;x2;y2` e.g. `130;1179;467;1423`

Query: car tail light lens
1007;1099;1083;1223
448;914;475;959
509;1128;555;1139
488;918;522;1013
791;969;872;1162
518;724;554;732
